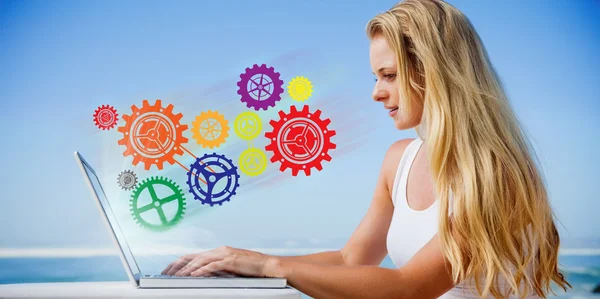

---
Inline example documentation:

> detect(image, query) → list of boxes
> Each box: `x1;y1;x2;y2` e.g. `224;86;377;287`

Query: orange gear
191;110;229;149
117;99;188;170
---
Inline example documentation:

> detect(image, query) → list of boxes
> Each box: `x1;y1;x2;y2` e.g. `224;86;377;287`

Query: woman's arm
266;233;456;299
184;138;456;297
188;232;456;299
275;250;346;266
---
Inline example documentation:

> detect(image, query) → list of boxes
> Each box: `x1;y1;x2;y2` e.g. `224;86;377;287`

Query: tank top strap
391;138;424;207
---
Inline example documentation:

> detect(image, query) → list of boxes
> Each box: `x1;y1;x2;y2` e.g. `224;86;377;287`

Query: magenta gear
265;105;337;176
236;64;284;111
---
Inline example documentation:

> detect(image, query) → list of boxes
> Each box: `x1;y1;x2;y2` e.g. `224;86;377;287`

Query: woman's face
370;34;422;130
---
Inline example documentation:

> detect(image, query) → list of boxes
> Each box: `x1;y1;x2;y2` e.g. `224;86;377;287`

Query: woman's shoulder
383;138;417;163
387;138;417;154
381;138;417;187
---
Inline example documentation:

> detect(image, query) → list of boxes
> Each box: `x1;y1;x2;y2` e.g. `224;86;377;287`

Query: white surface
0;281;302;299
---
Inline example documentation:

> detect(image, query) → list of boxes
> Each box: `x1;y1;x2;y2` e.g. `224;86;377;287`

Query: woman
162;0;571;297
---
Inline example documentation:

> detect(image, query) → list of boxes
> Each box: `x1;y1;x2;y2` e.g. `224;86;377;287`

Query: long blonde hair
366;0;571;297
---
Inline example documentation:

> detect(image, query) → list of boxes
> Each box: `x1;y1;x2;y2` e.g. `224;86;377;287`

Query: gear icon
93;105;119;130
236;64;284;111
117;99;188;170
265;105;336;176
186;153;240;206
191;110;229;148
130;176;186;231
233;111;262;141
117;170;138;191
287;76;313;102
239;147;268;177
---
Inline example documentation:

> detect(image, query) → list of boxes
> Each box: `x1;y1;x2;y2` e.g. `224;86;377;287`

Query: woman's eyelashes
374;73;397;82
384;73;397;80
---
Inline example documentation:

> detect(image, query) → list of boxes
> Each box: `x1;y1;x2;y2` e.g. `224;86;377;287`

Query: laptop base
139;276;287;288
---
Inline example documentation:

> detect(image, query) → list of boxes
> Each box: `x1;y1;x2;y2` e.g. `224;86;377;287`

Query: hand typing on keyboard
146;272;234;279
161;246;281;278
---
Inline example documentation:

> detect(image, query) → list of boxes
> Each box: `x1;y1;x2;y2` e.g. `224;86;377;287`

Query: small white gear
117;170;138;191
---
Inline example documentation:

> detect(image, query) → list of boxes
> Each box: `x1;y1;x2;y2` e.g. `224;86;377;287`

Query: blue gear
186;153;240;206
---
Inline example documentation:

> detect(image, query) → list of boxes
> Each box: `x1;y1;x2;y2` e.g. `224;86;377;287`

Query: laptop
73;151;288;289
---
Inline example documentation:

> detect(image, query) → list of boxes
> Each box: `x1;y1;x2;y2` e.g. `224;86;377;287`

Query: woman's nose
372;84;387;102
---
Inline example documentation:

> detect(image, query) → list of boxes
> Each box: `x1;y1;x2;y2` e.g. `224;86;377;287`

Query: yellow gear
239;147;268;177
287;76;313;102
191;110;229;148
234;111;262;141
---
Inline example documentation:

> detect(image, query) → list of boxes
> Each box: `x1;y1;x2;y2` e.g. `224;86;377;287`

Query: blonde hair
366;0;571;298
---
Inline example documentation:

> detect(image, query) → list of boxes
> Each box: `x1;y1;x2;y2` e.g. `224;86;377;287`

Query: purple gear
236;64;284;111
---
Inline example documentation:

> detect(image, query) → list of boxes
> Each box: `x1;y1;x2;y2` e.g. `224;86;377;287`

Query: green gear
130;176;186;232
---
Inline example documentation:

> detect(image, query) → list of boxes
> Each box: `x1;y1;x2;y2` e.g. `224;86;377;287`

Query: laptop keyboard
144;274;218;279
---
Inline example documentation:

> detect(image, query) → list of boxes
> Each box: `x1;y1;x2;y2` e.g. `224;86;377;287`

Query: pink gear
93;105;119;130
264;105;336;176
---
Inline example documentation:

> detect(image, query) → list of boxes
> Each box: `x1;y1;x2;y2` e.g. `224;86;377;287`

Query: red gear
265;105;336;176
117;99;188;170
93;105;119;130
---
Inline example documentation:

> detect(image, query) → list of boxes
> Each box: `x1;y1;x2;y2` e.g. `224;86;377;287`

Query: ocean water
0;255;599;298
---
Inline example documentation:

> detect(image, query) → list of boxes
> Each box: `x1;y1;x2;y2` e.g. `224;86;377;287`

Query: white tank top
386;138;541;298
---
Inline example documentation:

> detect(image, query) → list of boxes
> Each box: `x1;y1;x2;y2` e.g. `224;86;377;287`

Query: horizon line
0;247;599;258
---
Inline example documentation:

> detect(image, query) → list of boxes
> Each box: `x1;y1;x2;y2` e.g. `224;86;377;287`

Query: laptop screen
79;153;141;278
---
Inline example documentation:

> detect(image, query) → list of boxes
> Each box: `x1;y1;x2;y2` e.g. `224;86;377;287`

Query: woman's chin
393;119;418;131
392;119;409;130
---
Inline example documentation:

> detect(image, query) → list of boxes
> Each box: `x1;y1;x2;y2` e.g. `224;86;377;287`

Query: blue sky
0;0;598;251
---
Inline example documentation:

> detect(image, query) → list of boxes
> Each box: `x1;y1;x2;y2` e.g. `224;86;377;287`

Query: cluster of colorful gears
93;63;334;233
234;64;336;176
234;111;268;177
112;99;241;232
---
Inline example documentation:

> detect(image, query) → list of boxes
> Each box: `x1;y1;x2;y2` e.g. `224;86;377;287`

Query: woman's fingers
190;258;231;277
163;255;196;275
174;255;222;276
162;247;242;276
162;259;182;275
161;264;173;275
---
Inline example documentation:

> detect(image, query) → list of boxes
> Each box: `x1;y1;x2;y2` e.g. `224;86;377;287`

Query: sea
0;253;599;298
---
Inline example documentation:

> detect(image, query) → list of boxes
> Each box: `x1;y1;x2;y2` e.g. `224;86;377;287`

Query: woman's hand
161;246;281;278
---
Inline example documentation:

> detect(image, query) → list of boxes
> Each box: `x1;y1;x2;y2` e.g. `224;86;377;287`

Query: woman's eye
374;74;396;82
